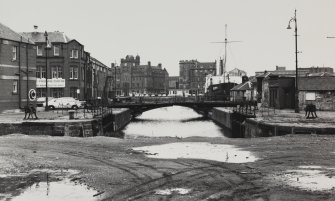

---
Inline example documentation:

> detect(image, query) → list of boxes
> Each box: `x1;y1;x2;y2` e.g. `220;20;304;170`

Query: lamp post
114;64;117;98
44;31;51;111
287;9;299;113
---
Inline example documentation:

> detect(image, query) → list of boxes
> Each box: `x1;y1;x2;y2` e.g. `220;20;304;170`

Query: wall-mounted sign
36;78;65;88
305;92;316;101
28;89;36;101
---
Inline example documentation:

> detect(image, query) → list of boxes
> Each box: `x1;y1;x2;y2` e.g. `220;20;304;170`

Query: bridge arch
110;101;241;118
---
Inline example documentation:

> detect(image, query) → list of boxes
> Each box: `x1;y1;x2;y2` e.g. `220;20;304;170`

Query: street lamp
44;31;51;110
287;9;299;113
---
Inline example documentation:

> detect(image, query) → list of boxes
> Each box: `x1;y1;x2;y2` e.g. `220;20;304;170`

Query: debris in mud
154;188;191;195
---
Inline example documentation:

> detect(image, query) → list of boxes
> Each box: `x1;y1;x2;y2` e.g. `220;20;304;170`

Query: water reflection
123;106;230;138
11;179;99;201
133;142;258;163
9;169;100;201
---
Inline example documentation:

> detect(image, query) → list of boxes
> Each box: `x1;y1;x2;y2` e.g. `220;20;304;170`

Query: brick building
179;60;216;95
300;66;333;75
114;55;169;96
0;23;36;112
168;76;180;95
21;31;91;100
298;76;335;110
88;57;110;99
255;66;333;77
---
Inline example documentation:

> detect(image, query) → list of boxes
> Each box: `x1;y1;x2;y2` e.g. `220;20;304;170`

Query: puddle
298;165;323;169
281;168;335;191
2;169;100;201
11;179;99;201
155;188;191;195
133;142;258;163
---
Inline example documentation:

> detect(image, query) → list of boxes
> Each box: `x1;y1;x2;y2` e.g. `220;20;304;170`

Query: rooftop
20;31;72;43
299;76;335;91
231;81;252;91
0;22;33;44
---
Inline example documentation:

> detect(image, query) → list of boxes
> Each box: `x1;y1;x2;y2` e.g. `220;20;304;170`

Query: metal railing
84;99;113;118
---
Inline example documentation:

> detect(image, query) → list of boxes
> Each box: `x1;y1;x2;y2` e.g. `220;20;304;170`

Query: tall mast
211;25;241;78
224;24;227;76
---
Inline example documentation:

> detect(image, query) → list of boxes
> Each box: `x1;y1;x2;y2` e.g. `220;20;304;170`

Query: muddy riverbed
1;134;335;200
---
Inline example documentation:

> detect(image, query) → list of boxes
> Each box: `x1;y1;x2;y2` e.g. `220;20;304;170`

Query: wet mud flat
0;134;335;200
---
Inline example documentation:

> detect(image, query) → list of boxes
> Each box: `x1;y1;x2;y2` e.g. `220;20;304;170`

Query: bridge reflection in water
122;106;231;138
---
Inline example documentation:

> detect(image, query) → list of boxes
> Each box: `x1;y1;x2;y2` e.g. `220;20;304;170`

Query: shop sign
36;78;65;88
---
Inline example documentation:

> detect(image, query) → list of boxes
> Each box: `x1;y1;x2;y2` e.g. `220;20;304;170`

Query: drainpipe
26;40;29;107
78;46;82;99
84;52;87;100
18;37;22;108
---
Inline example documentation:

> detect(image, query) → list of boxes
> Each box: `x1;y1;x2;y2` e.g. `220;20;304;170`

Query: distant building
179;60;216;95
115;55;169;96
230;77;257;102
204;68;247;93
255;66;334;77
0;22;36;112
300;66;333;75
207;83;237;101
168;76;179;96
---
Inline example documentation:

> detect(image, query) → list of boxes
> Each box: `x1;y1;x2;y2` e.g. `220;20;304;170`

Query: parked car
36;97;55;107
43;97;83;110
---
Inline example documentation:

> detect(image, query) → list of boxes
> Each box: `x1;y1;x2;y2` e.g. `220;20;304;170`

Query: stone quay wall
0;109;132;137
0;120;95;137
244;118;335;137
210;107;335;137
211;108;233;129
112;109;132;131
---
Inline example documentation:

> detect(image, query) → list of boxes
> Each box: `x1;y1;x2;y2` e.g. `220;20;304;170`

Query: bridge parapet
108;99;257;118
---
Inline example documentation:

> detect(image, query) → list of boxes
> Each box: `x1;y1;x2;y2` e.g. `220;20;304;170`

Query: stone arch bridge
109;101;251;118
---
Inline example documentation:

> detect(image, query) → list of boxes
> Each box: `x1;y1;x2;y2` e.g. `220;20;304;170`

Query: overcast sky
1;0;334;76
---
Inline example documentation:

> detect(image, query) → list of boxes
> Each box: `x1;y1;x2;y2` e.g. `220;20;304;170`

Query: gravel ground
1;134;335;200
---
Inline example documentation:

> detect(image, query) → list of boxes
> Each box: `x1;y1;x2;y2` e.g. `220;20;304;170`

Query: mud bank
1;135;335;200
